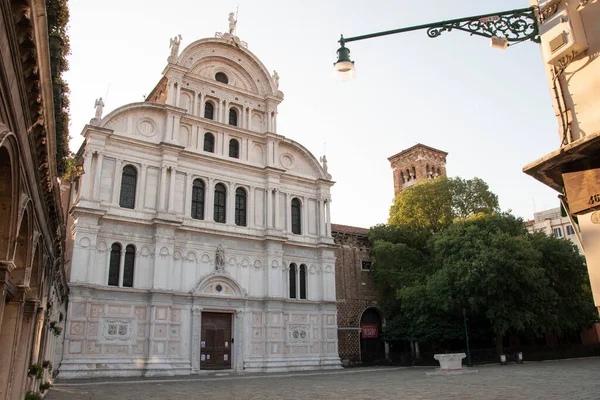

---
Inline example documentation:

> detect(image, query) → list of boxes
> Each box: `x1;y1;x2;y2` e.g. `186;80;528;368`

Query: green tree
429;213;553;354
389;177;499;233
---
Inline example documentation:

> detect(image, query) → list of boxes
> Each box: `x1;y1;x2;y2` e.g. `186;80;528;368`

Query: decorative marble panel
155;307;168;320
287;324;311;345
171;309;181;323
88;323;99;337
133;341;146;354
252;312;262;326
90;304;104;318
252;343;263;355
71;303;87;317
108;305;131;316
87;341;101;354
68;341;82;354
291;314;307;323
134;307;147;321
154;324;167;338
69;321;86;336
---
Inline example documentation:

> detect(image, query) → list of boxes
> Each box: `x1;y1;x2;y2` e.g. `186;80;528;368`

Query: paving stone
47;358;600;400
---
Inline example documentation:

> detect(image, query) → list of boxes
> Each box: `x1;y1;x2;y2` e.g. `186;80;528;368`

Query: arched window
204;132;215;153
229;108;238;126
215;72;229;84
119;165;137;209
214;183;226;223
235;187;247;226
229;139;239;158
291;198;301;234
204;102;214;120
289;263;297;299
299;264;307;300
123;245;135;288
191;179;205;220
108;243;121;286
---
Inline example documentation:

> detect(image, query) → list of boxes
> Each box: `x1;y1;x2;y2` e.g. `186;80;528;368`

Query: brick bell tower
388;143;448;196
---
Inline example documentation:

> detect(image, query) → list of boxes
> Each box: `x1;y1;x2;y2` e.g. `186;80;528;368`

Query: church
60;17;341;378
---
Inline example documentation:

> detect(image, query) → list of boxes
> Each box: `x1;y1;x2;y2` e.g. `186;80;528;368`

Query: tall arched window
229;108;238;126
123;245;135;288
235;187;247;226
214;183;226;223
299;264;307;300
289;263;297;299
191;179;205;220
229;139;239;158
119;165;137;209
204;132;215;153
108;243;121;286
291;198;302;235
204;102;214;120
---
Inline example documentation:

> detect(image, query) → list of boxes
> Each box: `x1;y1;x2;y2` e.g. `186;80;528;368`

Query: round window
215;72;229;84
215;284;223;293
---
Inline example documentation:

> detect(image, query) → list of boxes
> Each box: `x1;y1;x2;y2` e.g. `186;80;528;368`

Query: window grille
204;102;214;120
291;198;301;234
119;165;137;209
123;245;135;288
204;132;215;152
235;187;247;226
108;243;121;286
214;183;227;223
289;263;297;299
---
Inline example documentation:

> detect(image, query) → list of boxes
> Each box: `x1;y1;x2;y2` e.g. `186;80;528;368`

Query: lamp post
334;6;540;79
462;308;472;367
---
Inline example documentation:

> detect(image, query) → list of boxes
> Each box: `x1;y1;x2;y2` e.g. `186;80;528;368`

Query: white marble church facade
59;25;340;378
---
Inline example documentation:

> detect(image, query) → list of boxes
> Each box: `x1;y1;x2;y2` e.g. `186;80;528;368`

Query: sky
64;0;560;229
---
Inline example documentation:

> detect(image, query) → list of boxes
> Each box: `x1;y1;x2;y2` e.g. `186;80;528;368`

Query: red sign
361;324;379;338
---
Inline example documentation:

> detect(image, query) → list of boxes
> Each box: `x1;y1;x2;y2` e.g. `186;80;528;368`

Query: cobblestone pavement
47;358;600;400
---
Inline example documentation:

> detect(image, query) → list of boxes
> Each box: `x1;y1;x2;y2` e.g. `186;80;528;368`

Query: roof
388;143;448;161
331;224;370;236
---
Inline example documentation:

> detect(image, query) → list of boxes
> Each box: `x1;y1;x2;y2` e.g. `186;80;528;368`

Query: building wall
332;227;380;364
0;1;68;398
527;1;600;309
61;34;341;378
525;207;583;254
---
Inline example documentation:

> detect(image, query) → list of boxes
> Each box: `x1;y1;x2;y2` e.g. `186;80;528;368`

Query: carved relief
100;318;135;342
287;324;312;345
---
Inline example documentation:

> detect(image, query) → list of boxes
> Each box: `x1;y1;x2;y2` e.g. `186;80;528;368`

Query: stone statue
215;244;225;271
272;70;279;89
94;97;104;119
320;155;328;174
169;34;182;58
228;12;237;34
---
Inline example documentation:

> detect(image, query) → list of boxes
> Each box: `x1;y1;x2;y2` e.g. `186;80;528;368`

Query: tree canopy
372;177;595;352
389;177;499;232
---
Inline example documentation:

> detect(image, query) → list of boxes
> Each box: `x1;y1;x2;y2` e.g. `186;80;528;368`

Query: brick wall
333;226;381;363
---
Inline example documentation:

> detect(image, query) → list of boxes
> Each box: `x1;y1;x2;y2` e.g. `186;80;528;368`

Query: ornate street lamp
334;7;540;79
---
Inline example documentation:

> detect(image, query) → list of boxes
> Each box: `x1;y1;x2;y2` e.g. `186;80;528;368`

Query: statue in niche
169;34;182;58
228;12;237;34
215;244;225;272
272;70;279;89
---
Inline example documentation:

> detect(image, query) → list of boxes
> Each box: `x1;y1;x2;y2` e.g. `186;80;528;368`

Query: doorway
201;312;232;370
360;308;385;364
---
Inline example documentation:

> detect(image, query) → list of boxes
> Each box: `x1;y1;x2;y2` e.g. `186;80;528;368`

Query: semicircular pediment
189;273;244;298
278;141;327;180
177;39;275;96
190;57;258;93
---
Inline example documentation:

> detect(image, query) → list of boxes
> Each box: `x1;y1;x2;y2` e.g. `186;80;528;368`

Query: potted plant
48;321;62;337
25;391;42;400
28;364;43;379
42;360;53;372
39;381;52;394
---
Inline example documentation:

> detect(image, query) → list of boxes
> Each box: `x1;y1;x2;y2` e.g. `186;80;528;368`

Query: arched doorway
360;308;386;364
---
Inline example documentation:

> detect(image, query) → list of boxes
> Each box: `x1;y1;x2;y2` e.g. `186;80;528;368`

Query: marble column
111;159;123;205
92;152;104;200
318;199;326;236
118;246;126;287
159;166;167;211
168;167;176;213
80;151;93;200
248;186;255;228
273;189;280;230
247;107;252;130
223;100;229;124
138;164;147;210
326;199;332;236
200;94;206;118
227;181;235;225
206;178;215;222
285;193;291;233
184;173;193;218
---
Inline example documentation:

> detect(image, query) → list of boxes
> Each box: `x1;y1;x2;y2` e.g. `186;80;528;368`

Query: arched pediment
176;39;276;96
190;57;258;93
278;140;329;180
189;272;244;298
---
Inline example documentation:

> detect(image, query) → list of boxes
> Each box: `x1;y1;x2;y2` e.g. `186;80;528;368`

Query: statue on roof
272;70;279;89
228;12;237;34
94;97;104;119
169;34;182;58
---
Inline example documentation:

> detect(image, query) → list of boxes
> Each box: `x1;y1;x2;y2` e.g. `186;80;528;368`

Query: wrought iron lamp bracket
340;7;540;47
